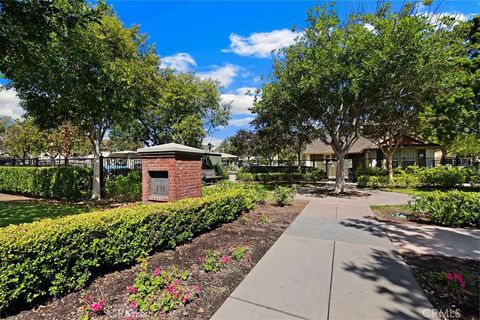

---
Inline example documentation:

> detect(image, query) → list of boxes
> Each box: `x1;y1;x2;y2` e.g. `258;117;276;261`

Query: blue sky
1;1;478;147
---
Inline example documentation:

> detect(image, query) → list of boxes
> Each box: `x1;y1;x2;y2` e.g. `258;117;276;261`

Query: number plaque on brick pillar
137;143;204;203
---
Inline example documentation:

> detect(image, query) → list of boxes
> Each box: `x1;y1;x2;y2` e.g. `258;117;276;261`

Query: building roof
304;137;377;155
137;143;205;155
221;153;239;159
304;135;441;155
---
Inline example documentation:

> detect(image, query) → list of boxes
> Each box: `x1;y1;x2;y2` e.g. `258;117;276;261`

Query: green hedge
104;170;142;201
0;166;92;200
357;166;472;189
409;191;480;228
237;170;325;183
0;188;257;312
239;166;321;174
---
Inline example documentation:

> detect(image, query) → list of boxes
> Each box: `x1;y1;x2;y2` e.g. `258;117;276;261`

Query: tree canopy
422;15;480;157
109;71;230;149
0;3;158;198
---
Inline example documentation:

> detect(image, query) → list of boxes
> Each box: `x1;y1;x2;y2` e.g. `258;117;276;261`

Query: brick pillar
138;144;203;203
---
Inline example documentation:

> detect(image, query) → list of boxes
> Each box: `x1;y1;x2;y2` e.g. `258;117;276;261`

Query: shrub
213;163;229;180
0;166;92;200
355;166;388;177
409;190;480;228
237;171;324;183
357;166;471;189
356;175;389;188
236;172;254;182
419;166;468;188
104;170;142;201
239;166;320;174
273;185;296;206
0;188;257;312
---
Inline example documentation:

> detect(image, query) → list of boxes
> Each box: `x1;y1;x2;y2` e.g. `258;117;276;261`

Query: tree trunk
91;139;102;200
334;152;346;194
386;150;394;180
297;151;302;171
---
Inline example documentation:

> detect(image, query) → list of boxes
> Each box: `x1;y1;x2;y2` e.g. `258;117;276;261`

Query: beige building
303;136;442;179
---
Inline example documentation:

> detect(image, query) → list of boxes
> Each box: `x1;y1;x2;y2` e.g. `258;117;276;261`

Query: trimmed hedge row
0;166;92;200
357;166;476;188
237;171;325;183
409;191;480;228
0;188;258;312
240;166;321;174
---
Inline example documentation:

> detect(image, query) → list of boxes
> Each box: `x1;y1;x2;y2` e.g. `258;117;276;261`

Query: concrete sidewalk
212;191;435;320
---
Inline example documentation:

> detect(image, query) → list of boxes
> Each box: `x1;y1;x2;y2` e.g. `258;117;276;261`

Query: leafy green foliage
357;166;472;188
201;250;223;273
409;191;480;228
129;266;196;313
213;163;229;180
2;118;46;159
230;246;249;262
237;171;324;183
273;185;297;207
0;188;257;312
0;166;92;200
104;171;142;201
110;72;230;149
422;16;480;156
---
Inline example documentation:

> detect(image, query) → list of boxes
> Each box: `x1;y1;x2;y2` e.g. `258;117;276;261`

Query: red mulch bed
6;200;307;320
402;253;480;320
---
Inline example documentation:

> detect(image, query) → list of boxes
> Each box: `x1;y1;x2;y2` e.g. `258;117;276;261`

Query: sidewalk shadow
342;247;432;320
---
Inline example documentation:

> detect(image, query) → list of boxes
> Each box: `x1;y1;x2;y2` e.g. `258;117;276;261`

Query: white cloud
364;23;375;32
221;87;257;115
161;53;196;72
203;136;223;146
229;116;254;127
198;64;240;87
0;88;24;119
222;29;301;58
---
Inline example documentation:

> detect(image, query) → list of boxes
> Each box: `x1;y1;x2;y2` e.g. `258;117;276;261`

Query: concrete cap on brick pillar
137;143;206;156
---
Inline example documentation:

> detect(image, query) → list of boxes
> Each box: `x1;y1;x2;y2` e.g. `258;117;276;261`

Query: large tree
223;129;257;161
362;4;462;179
1;4;158;198
263;6;379;193
253;81;317;168
3;118;46;159
422;15;480;157
109;71;229;149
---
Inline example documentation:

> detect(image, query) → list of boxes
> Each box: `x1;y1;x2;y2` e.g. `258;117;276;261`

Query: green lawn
0;201;94;228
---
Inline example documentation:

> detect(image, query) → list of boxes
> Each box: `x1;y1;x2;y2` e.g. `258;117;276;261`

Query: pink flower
192;284;201;294
197;256;204;264
153;267;162;277
454;273;463;282
182;291;191;304
220;255;230;264
447;272;453;281
89;299;105;314
127;286;137;294
129;300;138;309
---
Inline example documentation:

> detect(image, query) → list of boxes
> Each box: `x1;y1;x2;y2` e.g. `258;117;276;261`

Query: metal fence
0;156;142;195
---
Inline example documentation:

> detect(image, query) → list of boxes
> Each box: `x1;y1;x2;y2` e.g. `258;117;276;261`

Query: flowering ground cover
402;253;479;320
6;199;307;320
